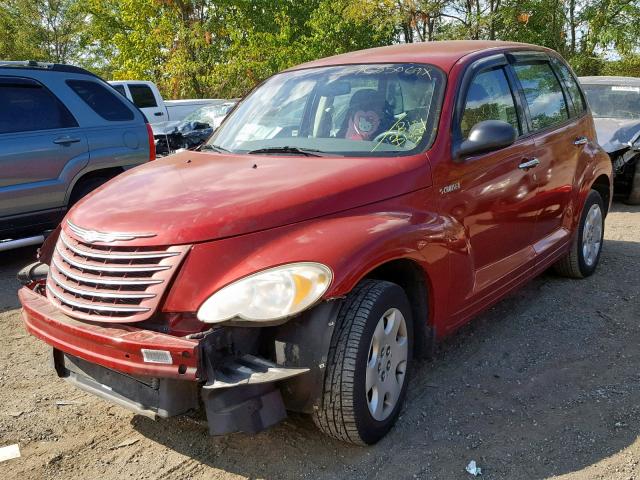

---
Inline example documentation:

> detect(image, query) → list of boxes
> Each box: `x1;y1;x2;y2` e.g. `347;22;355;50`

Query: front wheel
313;280;413;445
554;189;605;278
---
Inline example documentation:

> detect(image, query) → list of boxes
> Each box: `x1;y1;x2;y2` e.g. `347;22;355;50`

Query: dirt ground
0;204;639;480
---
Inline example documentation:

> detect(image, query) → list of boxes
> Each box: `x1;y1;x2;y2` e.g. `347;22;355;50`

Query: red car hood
67;150;430;245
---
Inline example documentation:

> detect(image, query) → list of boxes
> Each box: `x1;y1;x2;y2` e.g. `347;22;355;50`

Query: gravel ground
0;203;638;480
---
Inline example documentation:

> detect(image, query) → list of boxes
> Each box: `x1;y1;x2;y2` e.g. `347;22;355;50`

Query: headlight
197;262;332;323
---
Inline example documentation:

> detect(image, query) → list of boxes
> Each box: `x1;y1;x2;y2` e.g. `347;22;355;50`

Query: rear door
65;78;150;170
0;76;88;219
127;83;165;123
509;54;585;255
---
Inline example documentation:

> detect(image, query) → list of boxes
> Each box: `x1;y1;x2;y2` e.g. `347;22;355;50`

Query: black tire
625;162;640;205
69;176;110;207
313;279;413;445
554;189;605;278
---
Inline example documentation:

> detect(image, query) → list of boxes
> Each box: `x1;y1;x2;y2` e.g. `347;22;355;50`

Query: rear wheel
554;189;605;278
313;280;413;445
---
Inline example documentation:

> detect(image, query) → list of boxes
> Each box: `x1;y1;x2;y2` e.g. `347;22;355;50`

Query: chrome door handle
53;136;81;145
518;158;540;170
573;136;588;145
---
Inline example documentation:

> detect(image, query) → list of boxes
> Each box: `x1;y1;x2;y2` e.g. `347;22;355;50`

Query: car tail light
146;123;156;161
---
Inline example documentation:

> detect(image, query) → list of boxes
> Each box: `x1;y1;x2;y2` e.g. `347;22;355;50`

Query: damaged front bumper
19;286;312;435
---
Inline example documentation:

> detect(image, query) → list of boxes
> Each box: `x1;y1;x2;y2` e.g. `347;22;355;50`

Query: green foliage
602;54;640;77
1;0;639;99
0;0;85;63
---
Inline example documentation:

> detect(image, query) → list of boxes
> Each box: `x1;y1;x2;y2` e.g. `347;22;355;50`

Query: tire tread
313;280;391;445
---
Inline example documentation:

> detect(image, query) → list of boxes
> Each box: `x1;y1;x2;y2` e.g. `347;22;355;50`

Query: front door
128;83;165;123
438;60;539;324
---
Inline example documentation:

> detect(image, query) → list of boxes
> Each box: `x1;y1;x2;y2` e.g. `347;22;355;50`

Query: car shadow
609;201;640;214
0;246;37;314
131;237;640;478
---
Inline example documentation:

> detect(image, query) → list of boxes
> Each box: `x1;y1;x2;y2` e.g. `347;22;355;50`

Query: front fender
163;190;452;330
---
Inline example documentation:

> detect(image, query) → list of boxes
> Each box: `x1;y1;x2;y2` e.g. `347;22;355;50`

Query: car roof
288;40;550;73
0;60;96;77
579;76;640;86
109;80;155;85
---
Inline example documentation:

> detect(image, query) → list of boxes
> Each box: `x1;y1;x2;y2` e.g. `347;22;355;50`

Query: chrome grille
46;228;190;323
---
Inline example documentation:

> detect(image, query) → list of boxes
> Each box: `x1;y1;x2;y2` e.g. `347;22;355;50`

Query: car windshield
582;84;640;119
208;63;445;156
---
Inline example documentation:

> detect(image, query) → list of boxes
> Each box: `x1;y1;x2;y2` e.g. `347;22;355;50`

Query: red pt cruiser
19;41;612;445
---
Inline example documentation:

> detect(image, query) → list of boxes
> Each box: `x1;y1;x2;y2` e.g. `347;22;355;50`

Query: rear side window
551;58;586;117
0;77;77;134
460;67;520;138
513;62;569;131
129;84;157;108
67;80;134;121
111;84;127;97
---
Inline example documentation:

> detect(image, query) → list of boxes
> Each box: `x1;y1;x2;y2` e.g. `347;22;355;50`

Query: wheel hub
366;308;409;421
582;203;603;267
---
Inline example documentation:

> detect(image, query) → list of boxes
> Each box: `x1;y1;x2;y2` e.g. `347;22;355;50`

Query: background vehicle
0;61;154;252
579;76;640;204
19;42;612;446
109;80;225;131
154;101;237;157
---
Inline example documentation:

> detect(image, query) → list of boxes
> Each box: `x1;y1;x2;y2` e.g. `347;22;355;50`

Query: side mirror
456;120;517;159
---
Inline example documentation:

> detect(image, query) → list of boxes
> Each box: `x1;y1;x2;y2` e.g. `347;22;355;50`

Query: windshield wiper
200;144;230;153
247;146;327;157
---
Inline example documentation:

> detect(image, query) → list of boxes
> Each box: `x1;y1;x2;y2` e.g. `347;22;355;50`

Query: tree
2;0;640;96
0;0;85;63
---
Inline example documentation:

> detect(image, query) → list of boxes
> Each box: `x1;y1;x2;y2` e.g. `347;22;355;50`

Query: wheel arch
590;173;612;215
66;167;124;206
362;258;435;359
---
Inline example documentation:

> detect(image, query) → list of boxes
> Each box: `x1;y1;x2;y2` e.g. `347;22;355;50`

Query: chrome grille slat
47;284;151;313
60;231;179;260
50;269;156;300
51;257;163;286
47;225;190;323
55;246;171;273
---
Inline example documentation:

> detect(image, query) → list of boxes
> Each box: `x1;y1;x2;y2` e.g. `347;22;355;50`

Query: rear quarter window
67;79;135;121
111;84;127;97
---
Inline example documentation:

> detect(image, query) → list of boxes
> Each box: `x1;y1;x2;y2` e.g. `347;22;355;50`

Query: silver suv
0;61;153;252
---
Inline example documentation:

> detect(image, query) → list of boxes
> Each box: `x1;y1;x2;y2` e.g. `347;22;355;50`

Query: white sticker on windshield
612;86;640;93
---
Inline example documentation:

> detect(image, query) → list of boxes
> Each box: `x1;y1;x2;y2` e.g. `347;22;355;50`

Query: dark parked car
0;61;154;252
580;76;640;204
154;101;237;157
19;42;611;445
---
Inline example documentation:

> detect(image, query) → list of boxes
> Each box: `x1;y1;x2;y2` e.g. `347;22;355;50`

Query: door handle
518;158;540;170
53;136;81;145
154;112;164;117
573;136;588;145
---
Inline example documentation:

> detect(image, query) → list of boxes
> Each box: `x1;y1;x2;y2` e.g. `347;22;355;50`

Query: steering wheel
373;130;409;147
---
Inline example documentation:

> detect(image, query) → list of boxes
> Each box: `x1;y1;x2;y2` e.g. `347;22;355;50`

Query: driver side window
460;67;520;139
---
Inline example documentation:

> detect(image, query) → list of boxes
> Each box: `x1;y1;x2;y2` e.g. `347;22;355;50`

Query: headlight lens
197;262;332;323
